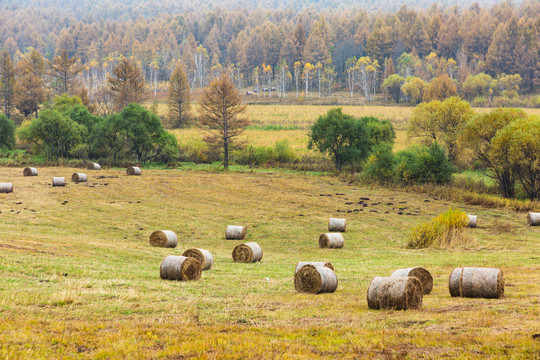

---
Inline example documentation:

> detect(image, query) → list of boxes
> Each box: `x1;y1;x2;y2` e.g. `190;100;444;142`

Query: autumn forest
0;0;538;119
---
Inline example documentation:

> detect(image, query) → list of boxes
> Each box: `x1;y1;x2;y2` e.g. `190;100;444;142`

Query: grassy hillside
0;166;539;358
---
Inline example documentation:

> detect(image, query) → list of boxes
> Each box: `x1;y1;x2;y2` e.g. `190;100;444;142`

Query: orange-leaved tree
199;74;249;170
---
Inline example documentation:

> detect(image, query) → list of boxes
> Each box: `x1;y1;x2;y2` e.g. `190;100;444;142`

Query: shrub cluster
365;142;455;185
408;207;471;249
18;95;179;165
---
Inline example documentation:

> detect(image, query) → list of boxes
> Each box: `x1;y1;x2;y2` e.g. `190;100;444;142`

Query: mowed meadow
0;166;539;358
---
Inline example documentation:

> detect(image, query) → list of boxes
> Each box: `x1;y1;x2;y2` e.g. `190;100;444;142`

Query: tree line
0;0;537;109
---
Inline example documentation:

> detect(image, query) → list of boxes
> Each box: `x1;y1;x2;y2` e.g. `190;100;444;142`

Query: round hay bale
182;248;214;270
232;242;262;263
367;277;423;310
294;264;338;294
226;225;247;240
71;173;88;183
390;267;433;295
160;255;201;281
149;230;178;248
318;233;344;249
449;267;504;299
127;166;141;175
52;177;65;187
87;162;101;170
328;218;346;232
467;215;477;228
23;167;38;176
527;212;540;226
0;183;13;193
294;261;334;274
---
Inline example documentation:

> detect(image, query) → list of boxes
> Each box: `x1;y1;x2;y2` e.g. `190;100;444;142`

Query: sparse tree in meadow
107;57;145;111
492;117;540;200
409;97;474;163
308;108;370;172
460;108;528;198
199;74;249;170
167;64;191;128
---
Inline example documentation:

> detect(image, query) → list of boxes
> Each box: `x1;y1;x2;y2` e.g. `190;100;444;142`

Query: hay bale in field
182;248;214;270
71;173;87;183
149;230;178;248
160;255;201;281
126;166;141;175
328;218;346;232
294;261;334;274
467;215;477;228
527;212;540;226
449;267;504;299
367;277;423;310
319;233;344;248
232;242;262;263
226;225;247;240
52;177;65;187
0;183;13;193
390;267;433;295
87;162;101;170
294;264;338;294
23;167;38;176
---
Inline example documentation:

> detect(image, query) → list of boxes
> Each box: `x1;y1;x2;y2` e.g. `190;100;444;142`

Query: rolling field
0;166;539;359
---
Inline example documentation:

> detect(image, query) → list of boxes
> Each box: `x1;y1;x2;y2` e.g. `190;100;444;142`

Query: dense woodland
0;0;538;115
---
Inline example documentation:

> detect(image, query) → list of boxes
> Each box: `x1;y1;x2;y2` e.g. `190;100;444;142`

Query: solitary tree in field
167;64;191;128
199;75;249;170
107;57;145;111
308;108;370;172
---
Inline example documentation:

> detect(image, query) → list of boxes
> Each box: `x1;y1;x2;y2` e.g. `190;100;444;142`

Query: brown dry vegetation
0;166;539;358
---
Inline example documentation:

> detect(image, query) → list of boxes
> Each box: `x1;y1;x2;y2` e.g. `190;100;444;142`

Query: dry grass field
163;104;540;153
0;166;539;359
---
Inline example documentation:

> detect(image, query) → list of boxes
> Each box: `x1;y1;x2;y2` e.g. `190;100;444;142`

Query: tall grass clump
408;207;473;248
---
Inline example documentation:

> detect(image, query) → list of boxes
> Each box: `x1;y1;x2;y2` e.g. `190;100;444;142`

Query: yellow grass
0;166;539;358
157;103;540;153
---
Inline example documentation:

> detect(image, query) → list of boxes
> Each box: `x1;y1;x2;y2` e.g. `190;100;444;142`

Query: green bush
408;207;471;248
361;116;396;147
237;140;297;166
272;140;297;163
365;143;394;183
394;143;454;185
0;114;16;150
